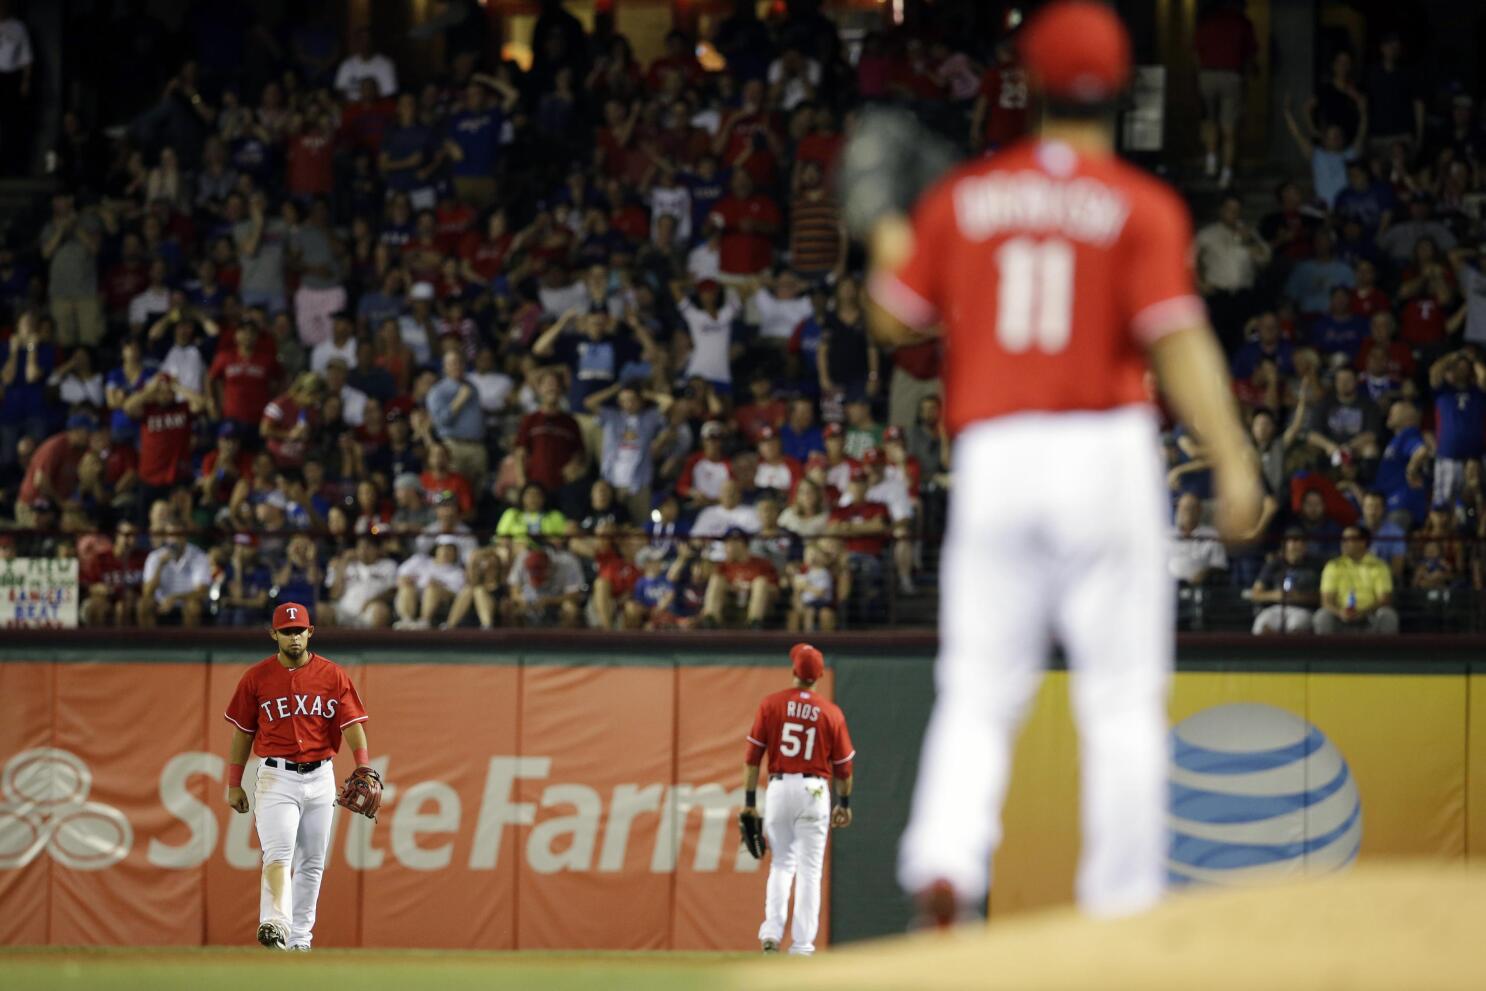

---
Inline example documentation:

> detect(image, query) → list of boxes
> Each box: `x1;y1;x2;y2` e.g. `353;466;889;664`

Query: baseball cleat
257;922;287;949
918;879;959;930
761;939;780;954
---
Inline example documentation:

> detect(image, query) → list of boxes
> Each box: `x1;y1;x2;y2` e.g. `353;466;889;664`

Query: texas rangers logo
0;748;133;870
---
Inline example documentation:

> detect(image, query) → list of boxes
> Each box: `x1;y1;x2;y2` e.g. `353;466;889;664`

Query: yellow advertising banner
992;670;1474;917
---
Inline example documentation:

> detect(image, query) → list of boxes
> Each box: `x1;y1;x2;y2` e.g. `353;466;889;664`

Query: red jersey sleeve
828;705;855;779
745;699;770;765
337;668;369;730
207;349;229;382
1119;181;1206;347
867;180;955;333
224;668;260;734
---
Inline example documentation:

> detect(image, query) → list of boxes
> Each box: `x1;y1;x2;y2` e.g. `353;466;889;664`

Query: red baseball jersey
746;688;855;779
871;138;1204;436
224;652;368;762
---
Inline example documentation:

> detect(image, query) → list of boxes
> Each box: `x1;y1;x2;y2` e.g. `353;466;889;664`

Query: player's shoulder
308;652;350;677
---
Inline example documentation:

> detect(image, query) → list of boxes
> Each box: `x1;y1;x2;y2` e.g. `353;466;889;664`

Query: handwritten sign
1;557;79;628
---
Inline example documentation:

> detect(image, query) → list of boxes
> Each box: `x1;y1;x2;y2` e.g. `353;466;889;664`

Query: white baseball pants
758;773;832;954
254;760;337;947
899;407;1174;918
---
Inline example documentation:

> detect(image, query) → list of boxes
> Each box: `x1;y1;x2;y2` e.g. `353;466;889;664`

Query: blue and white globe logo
1168;703;1361;887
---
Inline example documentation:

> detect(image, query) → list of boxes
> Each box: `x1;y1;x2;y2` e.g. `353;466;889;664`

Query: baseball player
224;602;381;950
740;643;855;955
855;2;1262;922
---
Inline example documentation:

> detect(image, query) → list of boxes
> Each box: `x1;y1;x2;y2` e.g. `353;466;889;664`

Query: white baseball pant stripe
254;761;337;947
758;773;831;954
898;406;1174;918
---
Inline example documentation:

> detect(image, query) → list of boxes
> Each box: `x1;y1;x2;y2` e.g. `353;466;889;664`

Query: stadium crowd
1;1;1485;634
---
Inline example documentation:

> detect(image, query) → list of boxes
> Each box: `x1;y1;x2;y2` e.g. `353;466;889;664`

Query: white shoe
1204;153;1217;177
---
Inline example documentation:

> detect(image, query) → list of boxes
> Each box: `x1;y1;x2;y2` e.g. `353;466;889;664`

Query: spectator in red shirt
1194;0;1257;187
1400;279;1453;349
459;209;513;285
207;321;280;439
828;468;891;560
123;372;207;513
794;105;844;182
1350;259;1391;318
260;372;324;469
714;78;783;187
516;370;588;498
420;442;476;519
754;424;802;497
81;519;148;626
710;169;782;277
733;370;788;443
647;30;703;93
16;412;96;527
1354;312;1415;381
970;39;1029;152
676;420;734;507
587;531;645;629
701;528;779;629
286;109;336;200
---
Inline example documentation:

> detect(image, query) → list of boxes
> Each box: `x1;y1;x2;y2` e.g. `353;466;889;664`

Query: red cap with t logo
272;602;313;630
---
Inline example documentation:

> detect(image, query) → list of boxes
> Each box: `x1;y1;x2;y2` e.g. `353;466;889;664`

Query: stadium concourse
3;1;1486;635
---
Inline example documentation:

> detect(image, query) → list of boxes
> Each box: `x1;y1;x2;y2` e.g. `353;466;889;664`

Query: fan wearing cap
676;419;735;506
699;526;779;629
860;1;1261;924
819;422;857;493
670;275;742;392
753;424;803;496
223;601;373;950
14;410;96;528
505;544;586;628
741;643;855;954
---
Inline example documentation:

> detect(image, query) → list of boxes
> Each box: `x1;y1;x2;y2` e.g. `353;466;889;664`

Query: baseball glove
739;810;768;859
837;106;958;241
336;766;384;821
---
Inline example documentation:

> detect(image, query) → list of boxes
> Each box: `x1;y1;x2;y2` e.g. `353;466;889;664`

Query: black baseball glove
837;106;959;241
739;809;768;859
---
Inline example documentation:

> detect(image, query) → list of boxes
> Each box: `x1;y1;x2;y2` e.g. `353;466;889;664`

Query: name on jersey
954;171;1129;246
785;700;821;722
258;694;339;722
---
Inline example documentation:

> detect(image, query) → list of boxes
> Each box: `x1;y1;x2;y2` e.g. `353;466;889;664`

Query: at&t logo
0;748;133;870
1168;703;1361;886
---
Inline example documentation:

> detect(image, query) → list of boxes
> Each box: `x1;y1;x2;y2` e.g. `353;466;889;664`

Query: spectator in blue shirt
1309;287;1369;359
1284;229;1355;317
681;155;728;245
779;397;825;462
1373;399;1429;499
586;379;674;521
381;93;436;198
1231;310;1295;380
1333;160;1396;236
1283;91;1367;207
533;307;646;411
444;76;519;209
1360;490;1408;578
1428;348;1486;504
426;349;488;492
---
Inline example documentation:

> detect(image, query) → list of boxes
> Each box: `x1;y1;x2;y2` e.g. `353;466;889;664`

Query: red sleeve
337;668;369;729
829;706;855;779
516;413;534;449
1120;179;1206;347
869;179;954;332
745;698;769;765
455;475;474;514
675;451;701;498
224;669;260;734
207;349;229;382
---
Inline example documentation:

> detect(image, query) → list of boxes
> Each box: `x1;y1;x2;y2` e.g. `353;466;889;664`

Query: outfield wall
1;632;1484;949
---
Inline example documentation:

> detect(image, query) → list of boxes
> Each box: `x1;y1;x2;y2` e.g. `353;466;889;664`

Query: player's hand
831;806;852;829
226;786;250;814
1213;455;1264;543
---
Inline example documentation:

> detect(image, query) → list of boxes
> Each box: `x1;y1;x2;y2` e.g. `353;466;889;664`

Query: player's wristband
228;763;245;788
837;795;850;809
353;748;370;767
745;790;757;809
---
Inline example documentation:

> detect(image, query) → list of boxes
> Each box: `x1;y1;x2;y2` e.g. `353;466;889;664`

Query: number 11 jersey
870;138;1205;436
746;688;855;779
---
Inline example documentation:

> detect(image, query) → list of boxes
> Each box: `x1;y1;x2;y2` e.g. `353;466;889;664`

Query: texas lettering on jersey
225;652;368;762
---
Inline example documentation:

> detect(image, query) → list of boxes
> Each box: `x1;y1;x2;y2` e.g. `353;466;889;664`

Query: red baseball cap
1020;1;1131;103
272;602;312;630
883;425;905;444
757;424;778;441
525;549;550;580
823;423;844;439
861;447;885;465
790;642;825;682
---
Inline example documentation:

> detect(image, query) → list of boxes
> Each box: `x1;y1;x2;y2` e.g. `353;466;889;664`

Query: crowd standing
3;1;1486;634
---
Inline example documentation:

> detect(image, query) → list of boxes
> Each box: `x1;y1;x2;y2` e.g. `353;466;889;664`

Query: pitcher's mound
732;864;1486;991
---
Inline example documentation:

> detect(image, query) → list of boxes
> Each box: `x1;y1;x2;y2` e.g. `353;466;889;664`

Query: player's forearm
742;762;760;795
343;721;370;765
228;729;253;765
834;774;853;799
1149;326;1250;469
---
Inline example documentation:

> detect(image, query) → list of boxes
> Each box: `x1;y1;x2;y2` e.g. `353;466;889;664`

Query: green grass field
0;947;758;991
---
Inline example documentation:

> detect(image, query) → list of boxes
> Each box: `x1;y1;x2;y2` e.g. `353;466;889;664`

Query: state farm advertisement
0;660;831;949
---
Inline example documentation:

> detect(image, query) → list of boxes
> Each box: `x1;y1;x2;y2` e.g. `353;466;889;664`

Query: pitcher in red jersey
864;1;1262;926
741;642;855;955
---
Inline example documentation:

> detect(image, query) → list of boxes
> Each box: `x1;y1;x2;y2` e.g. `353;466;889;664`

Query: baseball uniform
745;653;854;955
874;5;1200;920
225;603;368;949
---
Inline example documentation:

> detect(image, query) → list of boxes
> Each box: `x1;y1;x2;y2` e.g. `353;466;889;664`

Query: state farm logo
0;748;133;870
